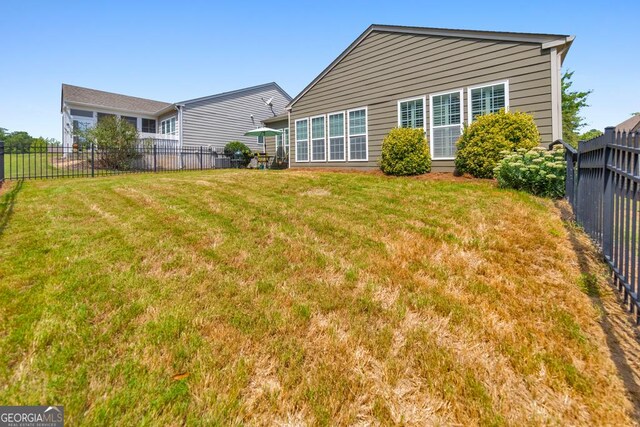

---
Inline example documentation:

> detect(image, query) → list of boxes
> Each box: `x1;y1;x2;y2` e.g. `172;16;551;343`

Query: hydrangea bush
494;146;566;198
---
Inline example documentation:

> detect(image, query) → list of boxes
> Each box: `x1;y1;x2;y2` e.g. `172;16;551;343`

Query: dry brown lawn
0;169;638;426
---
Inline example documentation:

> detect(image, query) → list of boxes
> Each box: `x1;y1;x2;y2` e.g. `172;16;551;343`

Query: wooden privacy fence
559;126;640;323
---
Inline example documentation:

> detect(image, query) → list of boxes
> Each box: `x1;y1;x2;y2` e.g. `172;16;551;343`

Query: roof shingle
61;84;173;115
615;115;640;133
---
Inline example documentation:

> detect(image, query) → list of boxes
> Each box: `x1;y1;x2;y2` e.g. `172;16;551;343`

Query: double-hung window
468;81;508;122
398;97;426;130
161;117;176;135
311;116;326;161
348;108;367;161
430;90;463;159
295;119;309;162
328;112;345;161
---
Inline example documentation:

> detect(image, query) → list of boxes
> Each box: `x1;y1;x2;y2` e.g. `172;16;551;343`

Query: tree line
0;127;60;153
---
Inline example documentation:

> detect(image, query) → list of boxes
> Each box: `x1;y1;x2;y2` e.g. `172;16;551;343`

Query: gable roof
262;113;288;125
61;84;172;115
179;82;292;105
287;24;574;109
615;115;640;133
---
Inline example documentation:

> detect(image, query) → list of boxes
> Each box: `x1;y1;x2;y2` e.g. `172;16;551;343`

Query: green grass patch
0;169;629;425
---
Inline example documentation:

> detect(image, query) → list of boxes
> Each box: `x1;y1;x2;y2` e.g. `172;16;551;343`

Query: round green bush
380;127;431;176
494;146;566;198
223;141;252;166
455;110;541;178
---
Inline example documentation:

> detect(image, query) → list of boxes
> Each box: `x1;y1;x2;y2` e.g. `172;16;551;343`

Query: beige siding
289;31;554;172
263;118;288;156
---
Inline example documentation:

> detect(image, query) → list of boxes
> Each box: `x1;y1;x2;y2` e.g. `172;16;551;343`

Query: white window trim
467;80;509;123
160;116;177;136
347;106;368;162
429;88;464;161
310;114;327;162
295;118;309;163
397;96;427;130
327;111;346;162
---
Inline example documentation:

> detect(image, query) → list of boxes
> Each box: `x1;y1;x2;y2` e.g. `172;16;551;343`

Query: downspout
287;108;291;168
550;47;562;142
176;104;185;168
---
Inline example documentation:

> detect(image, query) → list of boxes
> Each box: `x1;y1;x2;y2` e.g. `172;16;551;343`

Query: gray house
61;82;291;153
282;25;574;172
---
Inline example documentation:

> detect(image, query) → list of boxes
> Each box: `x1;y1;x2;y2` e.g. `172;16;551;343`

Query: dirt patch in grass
0;170;637;425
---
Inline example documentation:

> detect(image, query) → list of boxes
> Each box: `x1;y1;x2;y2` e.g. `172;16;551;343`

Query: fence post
574;142;582;224
153;144;157;173
91;143;95;177
0;141;4;185
199;146;203;170
602;126;616;261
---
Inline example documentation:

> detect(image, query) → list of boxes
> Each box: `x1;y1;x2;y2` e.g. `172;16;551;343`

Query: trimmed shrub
494;146;566;198
223;141;252;167
455;110;541;178
380;127;431;176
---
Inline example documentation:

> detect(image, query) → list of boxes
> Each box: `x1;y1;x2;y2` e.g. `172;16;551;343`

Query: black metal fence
560;127;640;322
0;139;241;182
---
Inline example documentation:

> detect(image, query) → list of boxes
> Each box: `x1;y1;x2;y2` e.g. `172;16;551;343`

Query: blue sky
1;0;638;140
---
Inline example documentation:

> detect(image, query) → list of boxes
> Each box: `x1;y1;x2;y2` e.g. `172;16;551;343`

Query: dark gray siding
182;84;291;152
289;31;554;172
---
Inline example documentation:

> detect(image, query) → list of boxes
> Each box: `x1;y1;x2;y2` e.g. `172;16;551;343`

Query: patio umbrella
244;127;282;153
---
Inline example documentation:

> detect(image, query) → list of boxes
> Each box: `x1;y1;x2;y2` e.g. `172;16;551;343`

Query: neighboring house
281;24;574;172
61;82;291;153
615;115;640;133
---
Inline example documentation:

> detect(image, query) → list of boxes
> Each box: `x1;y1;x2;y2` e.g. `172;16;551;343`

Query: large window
328;112;345;161
122;116;138;129
311;116;326;161
160;117;177;135
97;112;115;123
469;81;508;122
348;108;367;161
295;119;309;162
141;118;156;133
398;97;425;129
430;90;463;159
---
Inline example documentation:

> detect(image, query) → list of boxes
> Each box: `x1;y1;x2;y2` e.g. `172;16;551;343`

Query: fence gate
561;126;640;323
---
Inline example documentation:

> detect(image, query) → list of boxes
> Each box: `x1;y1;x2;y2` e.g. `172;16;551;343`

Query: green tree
579;129;603;141
30;137;49;153
5;131;33;153
85;116;140;170
562;71;592;147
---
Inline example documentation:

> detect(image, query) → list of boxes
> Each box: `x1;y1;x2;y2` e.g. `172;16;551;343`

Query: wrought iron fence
0;139;242;182
559;127;640;323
